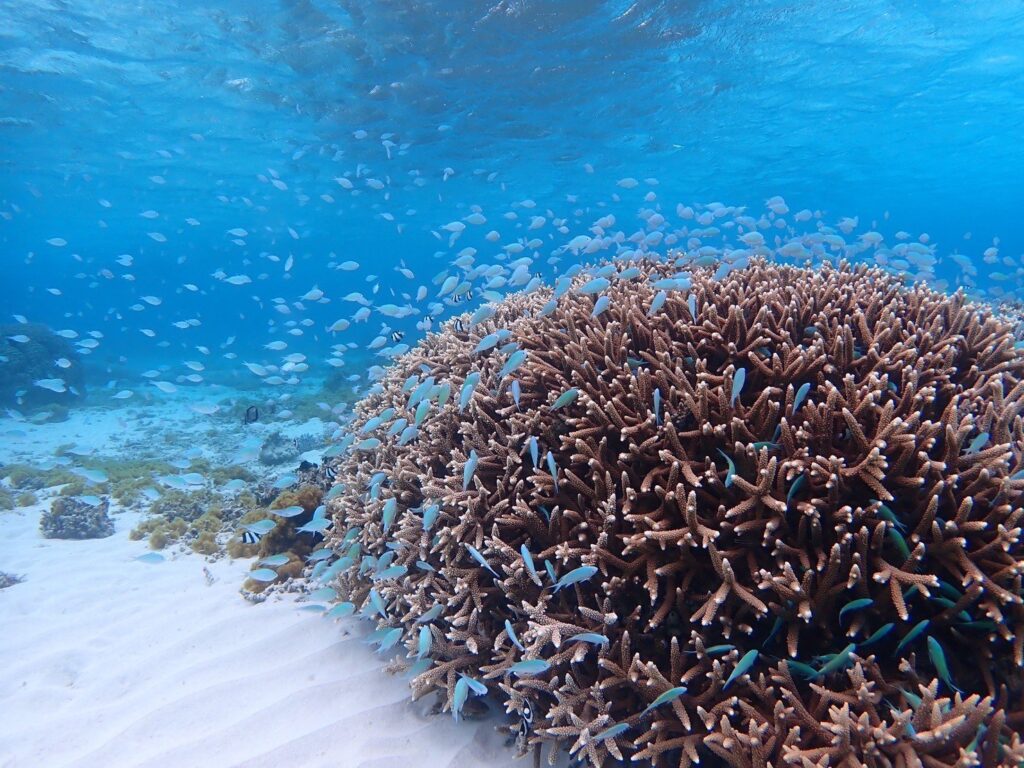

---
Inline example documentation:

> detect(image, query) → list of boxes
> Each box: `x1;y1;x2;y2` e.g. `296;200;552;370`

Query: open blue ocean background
1;0;1023;391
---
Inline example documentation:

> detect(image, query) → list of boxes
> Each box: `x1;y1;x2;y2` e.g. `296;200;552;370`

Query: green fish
895;619;929;654
861;622;894;646
641;685;688;714
814;643;856;677
716;448;736;488
838;598;873;623
927;636;960;692
551;387;579;410
723;649;758;689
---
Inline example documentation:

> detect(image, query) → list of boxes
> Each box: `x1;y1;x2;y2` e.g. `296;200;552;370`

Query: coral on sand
41;496;114;539
323;258;1024;767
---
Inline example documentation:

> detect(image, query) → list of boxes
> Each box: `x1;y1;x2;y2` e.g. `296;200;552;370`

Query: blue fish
591;295;610;317
326;602;356;619
474;332;501;354
553;565;598;592
731;367;746;407
647;290;667;316
723;649;758;690
465;543;498;576
469;305;495;327
273;472;299;488
594;723;630;741
463;449;479;490
369;588;387;618
397;425;419;446
374;565;407;581
72;467;108;484
417;626;431;658
500;349;527;380
422;503;440;530
528;436;539;468
436;381;452;408
416;604;443;624
792;381;811;413
505;619;525;651
653;387;662;425
452;676;470;721
641;685;688;714
545;450;559;492
408;377;435;407
521;544;542;586
577;277;610;295
511;379;521;409
459;372;481;412
377;627;403;652
568;632;608;646
296;517;330;535
510;659;550;676
306;586;338;602
461;674;487;695
259;554;290;567
414;399;430;427
966;432;989;454
687;293;697;318
716;448;736;488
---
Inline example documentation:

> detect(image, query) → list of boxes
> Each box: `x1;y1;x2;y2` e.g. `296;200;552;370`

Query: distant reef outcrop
0;323;86;408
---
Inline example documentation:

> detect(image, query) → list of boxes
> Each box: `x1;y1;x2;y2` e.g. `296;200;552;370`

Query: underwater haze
3;2;1024;767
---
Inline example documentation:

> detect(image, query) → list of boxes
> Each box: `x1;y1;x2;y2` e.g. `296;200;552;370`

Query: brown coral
324;258;1024;767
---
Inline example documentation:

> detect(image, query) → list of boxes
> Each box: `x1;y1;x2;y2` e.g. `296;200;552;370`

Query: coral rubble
324;258;1024;767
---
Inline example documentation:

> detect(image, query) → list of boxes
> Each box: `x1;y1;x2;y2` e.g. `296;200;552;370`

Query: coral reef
258;431;300;465
0;322;86;408
323;258;1024;767
41;496;114;539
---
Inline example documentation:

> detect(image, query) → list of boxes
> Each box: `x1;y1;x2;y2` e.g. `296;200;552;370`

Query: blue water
2;0;1023;385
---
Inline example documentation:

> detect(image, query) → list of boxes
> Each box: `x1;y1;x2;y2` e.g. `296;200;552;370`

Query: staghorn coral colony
323;258;1024;767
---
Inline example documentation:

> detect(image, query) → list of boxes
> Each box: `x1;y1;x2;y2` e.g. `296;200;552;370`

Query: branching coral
323;258;1024;767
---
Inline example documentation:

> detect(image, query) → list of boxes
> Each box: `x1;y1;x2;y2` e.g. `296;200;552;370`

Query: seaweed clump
323;258;1024;767
41;496;114;539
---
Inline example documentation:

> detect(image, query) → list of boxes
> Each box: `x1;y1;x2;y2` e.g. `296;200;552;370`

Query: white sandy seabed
0;399;533;768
